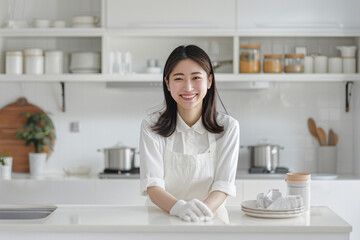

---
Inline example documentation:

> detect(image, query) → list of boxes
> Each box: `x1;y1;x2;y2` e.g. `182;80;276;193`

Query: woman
139;45;239;222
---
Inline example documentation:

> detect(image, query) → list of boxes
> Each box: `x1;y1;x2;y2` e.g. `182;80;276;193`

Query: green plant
16;112;56;153
0;151;10;166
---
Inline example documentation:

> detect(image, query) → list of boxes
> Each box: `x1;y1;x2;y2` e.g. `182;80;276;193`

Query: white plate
242;209;304;218
241;207;304;215
311;174;338;180
241;200;304;212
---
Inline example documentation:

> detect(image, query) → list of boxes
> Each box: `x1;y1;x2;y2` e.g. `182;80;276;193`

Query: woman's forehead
171;59;206;74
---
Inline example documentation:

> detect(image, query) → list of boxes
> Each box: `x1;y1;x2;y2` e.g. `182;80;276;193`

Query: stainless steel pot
103;146;136;171
246;144;284;172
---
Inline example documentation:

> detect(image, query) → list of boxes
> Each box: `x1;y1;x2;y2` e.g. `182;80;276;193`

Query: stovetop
249;167;289;174
98;168;140;179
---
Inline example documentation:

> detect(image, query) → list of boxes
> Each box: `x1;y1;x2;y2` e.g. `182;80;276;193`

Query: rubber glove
169;199;214;222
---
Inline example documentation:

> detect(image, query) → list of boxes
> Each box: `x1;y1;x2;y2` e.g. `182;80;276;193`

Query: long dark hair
151;45;224;137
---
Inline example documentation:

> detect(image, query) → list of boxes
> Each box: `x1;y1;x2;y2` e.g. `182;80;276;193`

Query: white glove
169;199;214;222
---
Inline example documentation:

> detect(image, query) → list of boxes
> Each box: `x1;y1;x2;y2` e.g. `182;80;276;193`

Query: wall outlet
70;122;80;133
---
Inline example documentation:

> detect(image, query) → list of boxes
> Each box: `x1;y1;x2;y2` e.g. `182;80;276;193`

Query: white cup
304;56;314;73
336;46;357;58
314;55;328;73
343;57;356;73
328;57;342;73
52;20;66;28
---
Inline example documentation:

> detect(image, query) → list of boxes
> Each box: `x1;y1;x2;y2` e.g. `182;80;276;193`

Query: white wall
0;81;354;174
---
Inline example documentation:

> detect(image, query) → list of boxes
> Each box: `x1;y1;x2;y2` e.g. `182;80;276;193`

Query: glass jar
6;51;23;75
263;54;282;73
24;48;44;75
284;54;304;73
240;44;260;73
285;173;311;211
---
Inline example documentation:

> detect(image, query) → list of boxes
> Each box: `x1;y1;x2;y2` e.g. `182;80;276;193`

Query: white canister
45;51;63;74
318;146;337;174
6;51;23;75
328;57;342;73
24;48;44;75
304;56;314;73
343;57;356;73
314;55;328;73
285;173;311;211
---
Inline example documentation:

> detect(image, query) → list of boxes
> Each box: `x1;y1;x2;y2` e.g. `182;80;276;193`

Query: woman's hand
169;199;213;222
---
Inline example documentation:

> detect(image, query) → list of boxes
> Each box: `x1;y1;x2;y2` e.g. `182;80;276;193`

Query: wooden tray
0;98;50;172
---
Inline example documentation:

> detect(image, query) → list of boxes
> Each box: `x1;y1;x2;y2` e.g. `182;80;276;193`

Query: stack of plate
241;200;305;218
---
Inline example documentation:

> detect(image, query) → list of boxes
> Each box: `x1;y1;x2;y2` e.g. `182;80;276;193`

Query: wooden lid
264;54;283;59
240;44;260;49
285;53;304;58
285;172;311;183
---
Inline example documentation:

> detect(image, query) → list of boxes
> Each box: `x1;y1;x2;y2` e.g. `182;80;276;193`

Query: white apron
146;131;228;222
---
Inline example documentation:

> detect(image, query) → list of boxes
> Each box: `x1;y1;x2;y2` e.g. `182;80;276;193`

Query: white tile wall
0;81;355;174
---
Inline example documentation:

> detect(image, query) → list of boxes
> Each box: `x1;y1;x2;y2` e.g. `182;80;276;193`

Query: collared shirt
139;112;240;197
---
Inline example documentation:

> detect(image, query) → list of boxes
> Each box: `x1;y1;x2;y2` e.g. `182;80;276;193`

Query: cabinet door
106;0;236;29
237;0;360;29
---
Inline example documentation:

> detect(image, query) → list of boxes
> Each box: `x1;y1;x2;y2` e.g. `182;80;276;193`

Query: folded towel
256;189;303;210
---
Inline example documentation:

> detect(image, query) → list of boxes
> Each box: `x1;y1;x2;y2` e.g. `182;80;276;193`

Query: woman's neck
177;106;202;127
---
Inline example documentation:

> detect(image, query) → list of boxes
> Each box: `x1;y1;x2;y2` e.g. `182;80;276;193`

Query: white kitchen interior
0;0;359;239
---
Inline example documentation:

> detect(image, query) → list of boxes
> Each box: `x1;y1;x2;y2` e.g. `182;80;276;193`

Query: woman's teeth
181;94;197;99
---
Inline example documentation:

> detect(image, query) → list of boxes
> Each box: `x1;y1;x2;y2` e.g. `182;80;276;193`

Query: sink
0;205;57;220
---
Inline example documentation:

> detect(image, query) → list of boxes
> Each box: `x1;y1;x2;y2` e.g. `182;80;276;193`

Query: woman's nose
183;78;193;91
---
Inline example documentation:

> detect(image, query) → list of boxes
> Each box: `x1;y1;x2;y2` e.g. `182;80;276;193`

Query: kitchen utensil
100;144;137;171
0;98;52;172
336;46;357;57
245;144;283;172
307;118;321;145
316;127;327;146
329;129;335;146
334;133;339;146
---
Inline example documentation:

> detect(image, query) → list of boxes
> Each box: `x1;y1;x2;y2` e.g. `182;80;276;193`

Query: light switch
70;122;80;133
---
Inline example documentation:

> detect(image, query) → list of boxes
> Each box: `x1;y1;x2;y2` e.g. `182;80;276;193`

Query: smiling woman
139;45;240;223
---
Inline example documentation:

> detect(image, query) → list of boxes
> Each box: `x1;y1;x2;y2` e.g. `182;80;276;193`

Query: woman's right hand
169;199;213;222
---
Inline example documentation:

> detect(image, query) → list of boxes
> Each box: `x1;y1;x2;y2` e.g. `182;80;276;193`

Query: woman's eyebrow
191;72;202;75
172;73;184;76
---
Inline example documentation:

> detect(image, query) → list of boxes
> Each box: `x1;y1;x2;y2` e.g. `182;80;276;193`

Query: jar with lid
285;173;311;211
24;48;44;75
240;44;260;73
263;54;282;73
6;51;23;75
284;54;304;73
45;51;63;74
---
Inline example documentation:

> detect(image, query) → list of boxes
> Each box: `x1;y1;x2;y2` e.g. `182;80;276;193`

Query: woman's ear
165;77;170;91
208;74;213;89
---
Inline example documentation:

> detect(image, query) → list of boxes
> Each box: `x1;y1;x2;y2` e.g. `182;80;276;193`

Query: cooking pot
100;145;137;171
243;144;284;172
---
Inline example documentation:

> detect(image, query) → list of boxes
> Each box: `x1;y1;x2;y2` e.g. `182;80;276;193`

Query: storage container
240;44;260;73
263;54;282;73
285;173;311;211
24;48;44;75
284;54;304;73
45;51;63;74
6;51;23;75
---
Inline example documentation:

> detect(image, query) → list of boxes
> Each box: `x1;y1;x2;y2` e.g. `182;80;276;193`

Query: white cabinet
0;0;359;83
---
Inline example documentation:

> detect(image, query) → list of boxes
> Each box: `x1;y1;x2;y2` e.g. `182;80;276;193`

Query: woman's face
166;59;212;114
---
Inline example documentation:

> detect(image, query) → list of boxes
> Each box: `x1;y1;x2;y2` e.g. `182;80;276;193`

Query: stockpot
101;146;137;171
244;144;284;172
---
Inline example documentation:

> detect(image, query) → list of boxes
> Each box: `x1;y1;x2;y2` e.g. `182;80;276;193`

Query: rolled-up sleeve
139;118;165;196
210;118;240;198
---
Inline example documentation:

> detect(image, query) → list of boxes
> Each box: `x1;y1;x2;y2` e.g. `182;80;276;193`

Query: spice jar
263;54;282;73
240;44;260;73
284;54;304;73
24;48;44;75
285;173;311;211
6;51;23;75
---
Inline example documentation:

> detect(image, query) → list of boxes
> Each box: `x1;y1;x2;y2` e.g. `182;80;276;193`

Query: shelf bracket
60;82;65;112
345;81;353;113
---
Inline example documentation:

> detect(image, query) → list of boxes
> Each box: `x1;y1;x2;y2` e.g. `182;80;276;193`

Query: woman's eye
193;76;201;80
175;78;182;81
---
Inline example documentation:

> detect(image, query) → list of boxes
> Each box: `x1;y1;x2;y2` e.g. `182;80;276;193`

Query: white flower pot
2;157;13;171
29;153;47;176
1;165;11;179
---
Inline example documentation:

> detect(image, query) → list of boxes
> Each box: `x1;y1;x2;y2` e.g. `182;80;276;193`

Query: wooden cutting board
0;98;51;172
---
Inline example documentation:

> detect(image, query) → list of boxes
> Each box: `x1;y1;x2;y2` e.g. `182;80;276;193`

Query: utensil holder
318;146;337;174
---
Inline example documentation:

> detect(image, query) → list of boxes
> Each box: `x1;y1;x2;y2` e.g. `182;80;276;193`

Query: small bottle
285;173;311;211
124;51;132;74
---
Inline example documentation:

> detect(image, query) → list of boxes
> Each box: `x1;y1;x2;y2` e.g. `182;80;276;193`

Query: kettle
336;46;357;57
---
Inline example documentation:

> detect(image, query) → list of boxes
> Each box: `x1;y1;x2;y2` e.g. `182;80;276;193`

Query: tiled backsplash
0;81;356;174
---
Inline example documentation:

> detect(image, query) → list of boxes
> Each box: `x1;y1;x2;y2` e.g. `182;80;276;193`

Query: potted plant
16;112;56;177
0;151;12;179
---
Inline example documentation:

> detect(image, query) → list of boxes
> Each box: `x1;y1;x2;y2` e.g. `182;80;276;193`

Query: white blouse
139;112;240;198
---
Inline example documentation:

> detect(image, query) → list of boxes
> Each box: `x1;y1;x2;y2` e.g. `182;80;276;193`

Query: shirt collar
176;112;206;134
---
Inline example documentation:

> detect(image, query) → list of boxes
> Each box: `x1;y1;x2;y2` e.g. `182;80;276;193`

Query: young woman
139;45;239;222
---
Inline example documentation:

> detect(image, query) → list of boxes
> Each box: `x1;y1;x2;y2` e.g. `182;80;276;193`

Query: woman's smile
180;93;198;101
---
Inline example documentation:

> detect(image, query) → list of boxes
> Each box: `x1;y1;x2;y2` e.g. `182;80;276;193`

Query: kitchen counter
0;206;351;240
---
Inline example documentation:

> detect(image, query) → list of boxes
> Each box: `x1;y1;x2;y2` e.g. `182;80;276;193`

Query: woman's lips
180;93;198;101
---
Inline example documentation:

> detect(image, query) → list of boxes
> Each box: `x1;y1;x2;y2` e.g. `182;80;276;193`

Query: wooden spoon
316;127;327;146
329;129;335;146
307;118;321;146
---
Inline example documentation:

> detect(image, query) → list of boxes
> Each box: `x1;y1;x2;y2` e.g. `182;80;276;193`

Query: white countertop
0;206;351;233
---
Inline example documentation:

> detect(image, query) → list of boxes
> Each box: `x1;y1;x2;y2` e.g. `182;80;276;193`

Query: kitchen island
0;205;351;240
